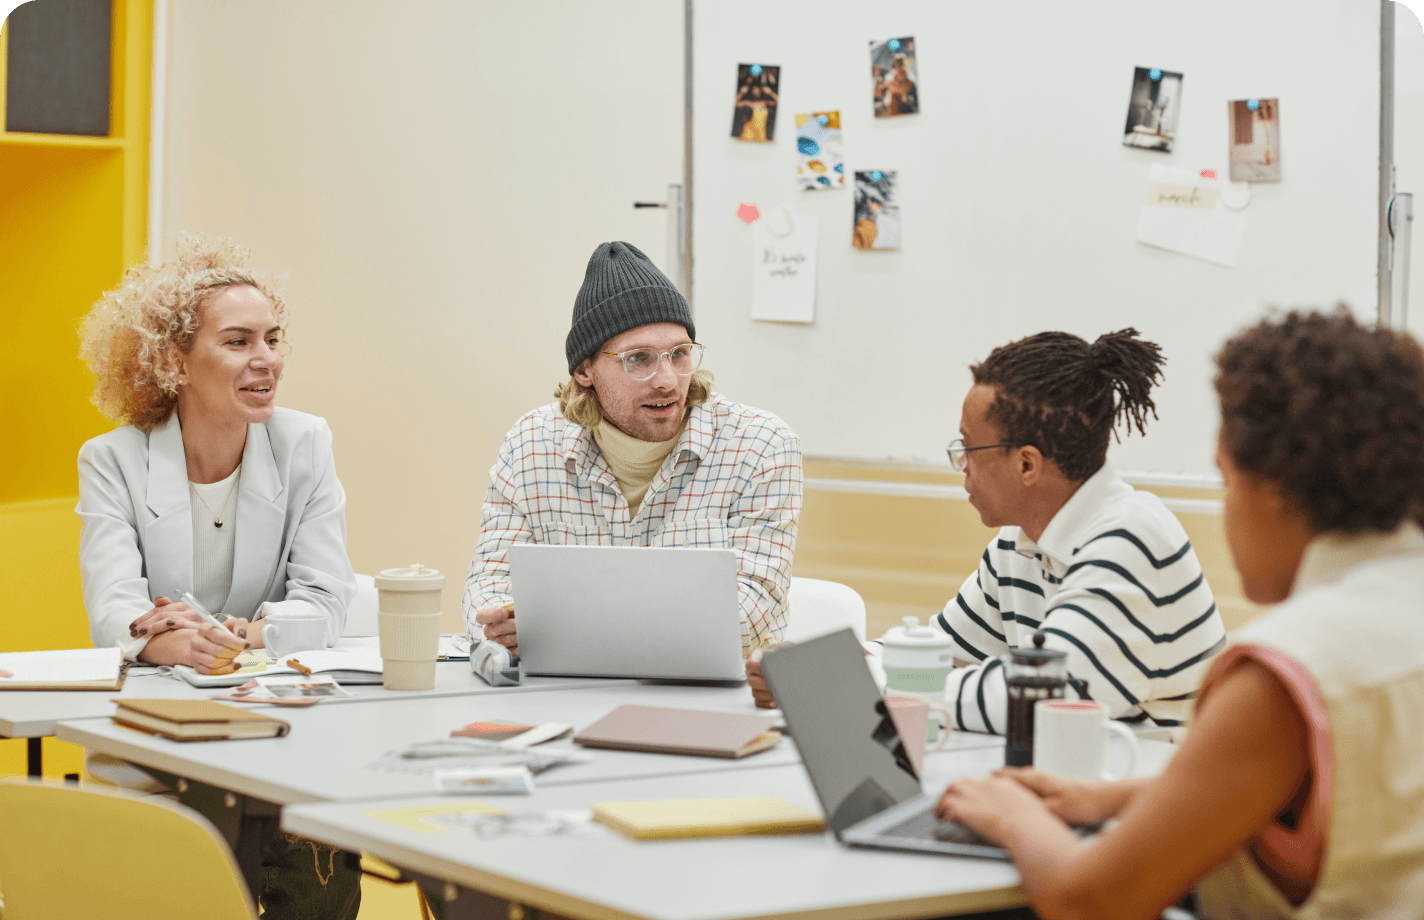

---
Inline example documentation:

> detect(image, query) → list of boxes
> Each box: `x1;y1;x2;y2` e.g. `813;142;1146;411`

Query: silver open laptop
761;628;1013;859
507;543;745;681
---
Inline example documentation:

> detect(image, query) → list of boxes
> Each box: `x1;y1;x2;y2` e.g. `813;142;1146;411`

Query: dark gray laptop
761;629;1012;859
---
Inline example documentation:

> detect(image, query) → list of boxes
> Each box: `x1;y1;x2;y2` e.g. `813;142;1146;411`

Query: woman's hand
222;617;263;648
129;597;205;639
996;767;1131;826
138;623;249;674
474;606;518;655
934;773;1061;845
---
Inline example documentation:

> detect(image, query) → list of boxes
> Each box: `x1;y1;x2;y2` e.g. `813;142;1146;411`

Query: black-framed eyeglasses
946;438;1024;472
599;342;705;381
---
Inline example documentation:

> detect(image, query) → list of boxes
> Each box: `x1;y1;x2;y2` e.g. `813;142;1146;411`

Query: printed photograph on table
852;170;899;250
1228;98;1281;182
1123;66;1184;152
731;63;780;142
796;111;844;190
870;37;918;118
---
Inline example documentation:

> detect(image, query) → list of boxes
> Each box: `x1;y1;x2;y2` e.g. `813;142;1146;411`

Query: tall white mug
1032;699;1138;781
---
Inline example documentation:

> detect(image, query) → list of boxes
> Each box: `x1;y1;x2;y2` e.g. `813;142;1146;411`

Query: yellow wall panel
0;144;123;502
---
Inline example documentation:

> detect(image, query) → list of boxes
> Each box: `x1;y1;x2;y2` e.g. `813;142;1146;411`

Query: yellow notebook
592;797;825;841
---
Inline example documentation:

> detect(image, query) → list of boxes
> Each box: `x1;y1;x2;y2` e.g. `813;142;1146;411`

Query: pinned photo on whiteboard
1123;66;1183;152
732;63;780;142
870;37;918;118
796;111;844;190
1228;98;1281;182
852;170;899;250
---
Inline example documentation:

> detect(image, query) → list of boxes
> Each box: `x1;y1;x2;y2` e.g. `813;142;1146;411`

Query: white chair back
342;573;379;637
784;577;867;643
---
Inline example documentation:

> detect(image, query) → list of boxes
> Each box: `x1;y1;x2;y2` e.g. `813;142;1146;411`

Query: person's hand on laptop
746;643;792;708
474;605;519;655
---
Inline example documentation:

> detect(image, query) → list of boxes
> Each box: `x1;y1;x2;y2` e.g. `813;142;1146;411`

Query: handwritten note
1136;166;1247;267
751;209;818;323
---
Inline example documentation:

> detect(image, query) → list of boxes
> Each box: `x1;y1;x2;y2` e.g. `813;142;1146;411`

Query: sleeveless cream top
1195;523;1424;920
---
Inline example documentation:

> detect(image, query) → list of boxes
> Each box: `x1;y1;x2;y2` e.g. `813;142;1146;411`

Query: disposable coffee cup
375;564;444;691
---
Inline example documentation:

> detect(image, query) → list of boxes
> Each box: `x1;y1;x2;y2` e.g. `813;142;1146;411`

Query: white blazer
77;407;356;659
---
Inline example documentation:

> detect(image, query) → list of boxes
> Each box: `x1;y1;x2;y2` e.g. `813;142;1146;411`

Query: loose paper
1136;165;1248;267
1228;98;1281;182
751;209;818;323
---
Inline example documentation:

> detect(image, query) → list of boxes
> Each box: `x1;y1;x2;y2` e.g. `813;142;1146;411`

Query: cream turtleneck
594;419;684;516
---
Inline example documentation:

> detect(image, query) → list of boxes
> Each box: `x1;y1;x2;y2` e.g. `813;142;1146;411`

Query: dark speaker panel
5;0;112;136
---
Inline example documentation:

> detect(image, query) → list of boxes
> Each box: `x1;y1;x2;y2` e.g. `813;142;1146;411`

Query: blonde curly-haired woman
77;235;360;919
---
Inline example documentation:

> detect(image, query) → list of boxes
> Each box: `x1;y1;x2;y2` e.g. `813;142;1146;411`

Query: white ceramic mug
884;695;952;778
261;614;328;659
1032;699;1139;781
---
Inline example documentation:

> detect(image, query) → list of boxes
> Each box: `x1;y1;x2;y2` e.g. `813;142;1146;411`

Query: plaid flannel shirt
463;393;802;654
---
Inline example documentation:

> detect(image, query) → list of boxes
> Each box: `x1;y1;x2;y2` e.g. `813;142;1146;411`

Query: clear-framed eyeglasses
946;438;1024;473
600;342;705;381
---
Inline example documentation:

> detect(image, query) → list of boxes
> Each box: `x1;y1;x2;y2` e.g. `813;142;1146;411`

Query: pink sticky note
737;203;761;223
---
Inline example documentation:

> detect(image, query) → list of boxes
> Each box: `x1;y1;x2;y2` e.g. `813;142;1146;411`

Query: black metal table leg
27;737;42;776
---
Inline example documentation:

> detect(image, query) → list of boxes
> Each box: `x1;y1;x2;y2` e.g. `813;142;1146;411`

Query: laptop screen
762;629;923;836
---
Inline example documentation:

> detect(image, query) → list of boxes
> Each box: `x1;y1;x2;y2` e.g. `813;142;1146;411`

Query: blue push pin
888;38;901;52
1247;98;1260;111
749;64;762;76
818;114;829;126
870;170;884;182
1149;67;1162;81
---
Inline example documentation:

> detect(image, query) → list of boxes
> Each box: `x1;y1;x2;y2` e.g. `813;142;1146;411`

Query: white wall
161;1;685;627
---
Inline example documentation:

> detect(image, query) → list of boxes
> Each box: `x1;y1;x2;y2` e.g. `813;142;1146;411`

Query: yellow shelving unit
0;0;152;779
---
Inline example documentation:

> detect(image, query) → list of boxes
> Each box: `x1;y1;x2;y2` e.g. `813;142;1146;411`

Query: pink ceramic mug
884;695;953;778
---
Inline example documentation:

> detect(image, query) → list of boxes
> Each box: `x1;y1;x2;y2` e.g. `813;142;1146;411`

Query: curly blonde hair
79;235;289;431
555;369;715;428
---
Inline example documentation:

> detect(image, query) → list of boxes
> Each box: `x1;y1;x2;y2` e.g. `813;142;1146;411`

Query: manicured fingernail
244;643;251;649
238;629;247;638
139;628;148;635
166;619;175;626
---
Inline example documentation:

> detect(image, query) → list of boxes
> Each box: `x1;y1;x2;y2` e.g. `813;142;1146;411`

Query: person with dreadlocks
930;328;1227;734
746;329;1226;728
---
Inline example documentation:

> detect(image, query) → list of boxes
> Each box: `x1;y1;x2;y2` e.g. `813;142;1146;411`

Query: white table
1;660;617;773
55;683;808;803
282;738;1174;920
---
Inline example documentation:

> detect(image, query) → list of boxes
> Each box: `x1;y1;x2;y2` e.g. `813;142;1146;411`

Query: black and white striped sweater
939;462;1227;733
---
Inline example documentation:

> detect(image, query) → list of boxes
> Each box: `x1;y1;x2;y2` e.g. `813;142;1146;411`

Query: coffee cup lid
375;563;445;591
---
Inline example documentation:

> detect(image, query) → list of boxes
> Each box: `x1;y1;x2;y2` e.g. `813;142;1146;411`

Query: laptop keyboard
881;810;994;846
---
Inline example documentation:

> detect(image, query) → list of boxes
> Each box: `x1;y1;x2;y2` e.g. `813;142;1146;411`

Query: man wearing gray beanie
464;241;802;660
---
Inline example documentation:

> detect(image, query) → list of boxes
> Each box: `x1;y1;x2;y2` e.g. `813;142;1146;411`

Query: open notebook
171;649;384;687
0;647;126;690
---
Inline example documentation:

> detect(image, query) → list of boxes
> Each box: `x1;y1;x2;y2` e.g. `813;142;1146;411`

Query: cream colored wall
160;1;685;629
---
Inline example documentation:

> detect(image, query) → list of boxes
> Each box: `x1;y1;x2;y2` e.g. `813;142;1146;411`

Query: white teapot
881;615;956;695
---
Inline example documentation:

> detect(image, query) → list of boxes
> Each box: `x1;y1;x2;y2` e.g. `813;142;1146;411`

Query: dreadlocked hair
970;328;1166;481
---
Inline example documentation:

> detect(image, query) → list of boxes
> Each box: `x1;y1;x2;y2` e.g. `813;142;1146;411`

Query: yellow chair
0;777;257;920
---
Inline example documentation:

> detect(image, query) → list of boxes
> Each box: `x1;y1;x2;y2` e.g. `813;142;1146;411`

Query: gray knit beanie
566;241;694;373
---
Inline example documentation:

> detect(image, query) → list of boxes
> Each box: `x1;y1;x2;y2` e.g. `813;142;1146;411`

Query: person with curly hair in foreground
934;309;1424;920
77;236;361;919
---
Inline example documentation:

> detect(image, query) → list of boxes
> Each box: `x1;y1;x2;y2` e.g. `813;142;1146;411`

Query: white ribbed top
189;465;240;614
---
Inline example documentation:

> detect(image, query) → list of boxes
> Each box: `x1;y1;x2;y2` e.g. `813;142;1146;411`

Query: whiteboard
691;0;1381;482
